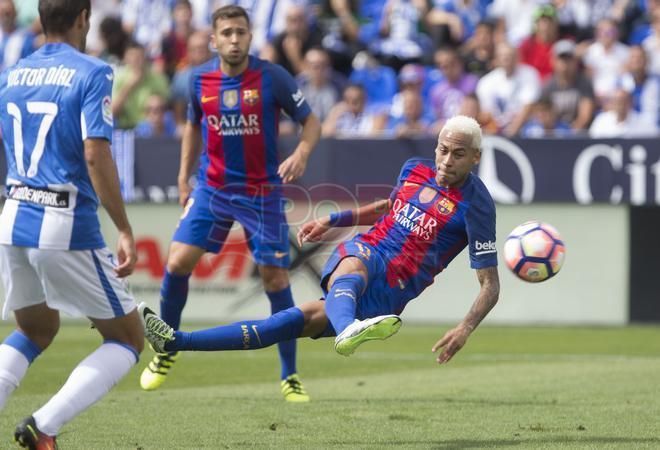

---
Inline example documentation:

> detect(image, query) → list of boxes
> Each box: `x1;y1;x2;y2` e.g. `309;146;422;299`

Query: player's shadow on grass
427;436;660;449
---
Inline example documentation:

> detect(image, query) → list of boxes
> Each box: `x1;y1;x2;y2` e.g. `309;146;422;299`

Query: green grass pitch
1;323;659;449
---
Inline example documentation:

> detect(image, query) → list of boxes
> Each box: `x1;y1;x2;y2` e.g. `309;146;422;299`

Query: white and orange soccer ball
503;221;565;283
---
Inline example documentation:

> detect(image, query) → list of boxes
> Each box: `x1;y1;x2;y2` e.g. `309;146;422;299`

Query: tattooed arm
431;266;500;364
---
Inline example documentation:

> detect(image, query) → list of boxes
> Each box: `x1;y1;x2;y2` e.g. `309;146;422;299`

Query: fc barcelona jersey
358;157;498;301
187;56;312;192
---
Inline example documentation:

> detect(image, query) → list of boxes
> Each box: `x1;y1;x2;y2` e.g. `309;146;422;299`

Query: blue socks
166;307;305;352
325;274;366;335
267;286;297;379
4;330;41;363
160;270;190;330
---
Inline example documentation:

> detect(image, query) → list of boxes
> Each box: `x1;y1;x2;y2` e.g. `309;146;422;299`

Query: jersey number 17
7;101;58;178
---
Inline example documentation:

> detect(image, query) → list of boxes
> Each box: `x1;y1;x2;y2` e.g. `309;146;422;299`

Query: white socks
33;342;137;436
0;344;30;410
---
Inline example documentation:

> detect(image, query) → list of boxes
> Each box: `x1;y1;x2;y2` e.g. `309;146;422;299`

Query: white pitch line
300;351;660;363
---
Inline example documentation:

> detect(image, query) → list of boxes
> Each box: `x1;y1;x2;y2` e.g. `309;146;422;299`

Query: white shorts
0;245;136;320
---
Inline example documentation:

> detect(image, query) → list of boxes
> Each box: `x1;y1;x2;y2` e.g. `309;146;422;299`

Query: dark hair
211;5;250;29
344;83;365;94
39;0;91;36
99;16;128;59
535;97;554;109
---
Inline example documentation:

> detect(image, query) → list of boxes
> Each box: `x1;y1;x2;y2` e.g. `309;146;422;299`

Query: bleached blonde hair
439;115;482;151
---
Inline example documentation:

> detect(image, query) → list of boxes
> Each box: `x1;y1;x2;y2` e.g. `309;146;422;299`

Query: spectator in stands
541;39;596;133
135;95;178;138
249;0;298;57
159;0;197;78
461;20;496;77
121;0;172;59
263;4;324;76
98;16;129;69
112;41;170;130
476;43;541;136
489;0;547;46
518;4;560;81
369;0;431;70
385;89;434;137
316;0;365;75
583;18;630;105
552;0;590;41
349;50;398;112
86;0;121;56
590;88;658;137
521;97;572;137
389;63;429;120
641;5;660;75
626;0;659;45
296;47;347;122
13;0;38;32
0;0;37;70
425;0;486;47
619;45;659;127
322;83;387;136
458;93;499;134
429;47;479;126
171;30;213;131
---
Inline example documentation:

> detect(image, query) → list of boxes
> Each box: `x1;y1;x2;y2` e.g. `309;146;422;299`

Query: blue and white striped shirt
0;42;114;250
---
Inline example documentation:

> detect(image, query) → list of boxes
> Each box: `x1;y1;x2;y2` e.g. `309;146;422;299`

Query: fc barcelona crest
243;89;259;105
223;89;238;108
436;197;455;215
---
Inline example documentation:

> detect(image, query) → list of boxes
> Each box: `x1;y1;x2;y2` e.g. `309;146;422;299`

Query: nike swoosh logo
274;251;288;258
106;73;114;81
201;95;218;103
251;325;262;346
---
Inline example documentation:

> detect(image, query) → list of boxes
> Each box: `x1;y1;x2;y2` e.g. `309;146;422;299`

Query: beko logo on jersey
474;240;497;255
207;114;260;136
392;198;437;240
7;185;69;208
7;66;76;88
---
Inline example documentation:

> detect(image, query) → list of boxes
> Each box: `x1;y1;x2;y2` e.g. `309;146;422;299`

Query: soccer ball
503;221;565;283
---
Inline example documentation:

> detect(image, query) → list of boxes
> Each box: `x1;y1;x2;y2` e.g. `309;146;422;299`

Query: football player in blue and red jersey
139;5;321;401
141;115;500;368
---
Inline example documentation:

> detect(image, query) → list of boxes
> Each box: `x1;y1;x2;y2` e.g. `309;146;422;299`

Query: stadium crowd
2;0;659;139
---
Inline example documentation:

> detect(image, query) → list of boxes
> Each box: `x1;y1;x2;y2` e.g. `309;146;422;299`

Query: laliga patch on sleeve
102;95;113;125
291;89;305;107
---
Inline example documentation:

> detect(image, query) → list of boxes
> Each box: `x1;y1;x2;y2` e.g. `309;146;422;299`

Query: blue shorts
320;238;405;323
172;185;290;268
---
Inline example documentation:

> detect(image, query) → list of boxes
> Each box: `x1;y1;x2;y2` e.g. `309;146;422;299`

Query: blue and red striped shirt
187;56;311;193
358;157;497;305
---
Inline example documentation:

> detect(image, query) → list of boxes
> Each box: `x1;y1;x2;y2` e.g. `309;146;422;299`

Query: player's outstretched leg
334;315;403;356
140;271;189;391
141;304;306;353
14;416;57;450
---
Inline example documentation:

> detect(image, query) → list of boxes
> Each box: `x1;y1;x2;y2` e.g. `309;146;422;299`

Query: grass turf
0;323;659;449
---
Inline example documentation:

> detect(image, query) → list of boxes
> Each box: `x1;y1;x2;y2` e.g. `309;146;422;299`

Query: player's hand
115;230;137;278
431;323;473;364
278;151;308;184
178;179;192;207
297;217;331;246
